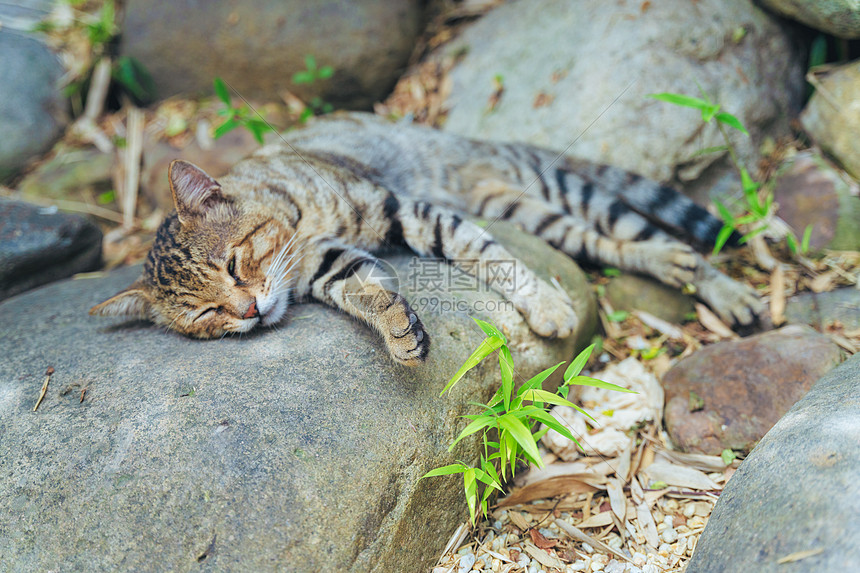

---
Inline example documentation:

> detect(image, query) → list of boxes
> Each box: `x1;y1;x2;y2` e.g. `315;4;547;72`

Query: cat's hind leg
471;181;763;327
300;238;429;365
394;199;579;338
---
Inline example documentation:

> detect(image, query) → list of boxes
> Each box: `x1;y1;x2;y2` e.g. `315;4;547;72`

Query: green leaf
318;65;334;79
113;57;156;103
714;112;749;135
786;233;798;255
463;468;477;523
606;310;629;322
449;415;497;450
567;375;636;393
96;190;116;204
801;224;813;254
527;409;580;446
520;388;582;409
714;200;735;226
712;225;735;256
498;415;542;468
499;344;514;411
304;54;317;71
564;344;594;383
213;117;240;139
421;463;468;479
602;267;621;277
481;458;504;492
519;362;565;396
648;93;713;111
473;318;507;344
721;448;737;465
440;335;504;396
292;71;314;85
213;77;231;106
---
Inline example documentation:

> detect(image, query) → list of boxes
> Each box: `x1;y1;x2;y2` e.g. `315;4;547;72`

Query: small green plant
291;55;335;122
649;91;812;255
213;77;276;144
422;319;634;525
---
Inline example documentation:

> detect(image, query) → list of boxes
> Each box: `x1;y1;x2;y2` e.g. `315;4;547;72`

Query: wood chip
522;541;565;569
770;265;786;326
643;458;722;490
507;511;530;532
776;547;824;563
695;303;738;339
606;477;627;524
553;518;631;563
636;503;660;549
33;367;54;412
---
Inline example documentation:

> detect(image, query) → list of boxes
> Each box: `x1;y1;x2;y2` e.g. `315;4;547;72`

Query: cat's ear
89;281;152;318
168;160;228;223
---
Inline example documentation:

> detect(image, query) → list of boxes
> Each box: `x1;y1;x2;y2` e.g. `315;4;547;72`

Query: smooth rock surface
759;0;860;38
120;0;424;108
687;352;860;571
786;287;860;331
0;198;102;301
0;17;68;180
772;151;860;251
605;274;695;325
0;224;595;573
801;61;860;180
438;0;804;190
662;326;844;454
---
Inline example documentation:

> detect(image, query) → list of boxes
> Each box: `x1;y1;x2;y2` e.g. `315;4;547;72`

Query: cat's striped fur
91;112;762;365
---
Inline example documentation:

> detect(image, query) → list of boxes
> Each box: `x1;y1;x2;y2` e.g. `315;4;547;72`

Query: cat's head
90;160;300;338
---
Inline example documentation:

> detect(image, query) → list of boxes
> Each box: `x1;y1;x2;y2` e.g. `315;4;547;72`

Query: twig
34;367;54;412
122;107;145;230
71;57;114;153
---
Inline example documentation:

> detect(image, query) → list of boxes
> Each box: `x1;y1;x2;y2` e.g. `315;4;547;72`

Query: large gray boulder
801;61;860;181
687;351;860;571
0;198;102;301
0;225;596;572
437;0;804;194
0;2;68;181
759;0;860;38
120;0;425;108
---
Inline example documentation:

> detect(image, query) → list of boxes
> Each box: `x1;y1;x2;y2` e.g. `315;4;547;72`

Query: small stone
661;528;679;544
582;542;594;553
458;553;476;573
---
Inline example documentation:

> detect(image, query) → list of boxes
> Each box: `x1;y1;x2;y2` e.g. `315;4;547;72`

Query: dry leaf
528;529;558;549
695;303;738;339
498;476;599;508
636;503;660;548
522;541;565;569
607;478;627;524
642;458;721;490
507;511;530;532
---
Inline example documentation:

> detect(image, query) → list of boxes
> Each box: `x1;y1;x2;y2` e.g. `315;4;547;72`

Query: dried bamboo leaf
497;476;600;508
607;477;627;524
636;503;660;549
522;541;565;569
643;459;721;490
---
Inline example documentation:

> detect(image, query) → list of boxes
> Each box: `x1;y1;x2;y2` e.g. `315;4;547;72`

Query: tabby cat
91;112;762;365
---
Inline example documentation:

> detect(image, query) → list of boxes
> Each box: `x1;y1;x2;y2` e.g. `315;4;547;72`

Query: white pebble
527;563;540;573
582;542;594;553
661;528;678;544
642;565;660;573
632;552;647;567
458;553;476;573
568;561;587;572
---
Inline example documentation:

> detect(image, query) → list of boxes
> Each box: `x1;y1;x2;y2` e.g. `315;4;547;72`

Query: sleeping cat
90;112;762;365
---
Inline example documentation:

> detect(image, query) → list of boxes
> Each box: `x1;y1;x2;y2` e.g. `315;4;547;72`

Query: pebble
458;553;476;572
582;542;595;553
661;527;679;544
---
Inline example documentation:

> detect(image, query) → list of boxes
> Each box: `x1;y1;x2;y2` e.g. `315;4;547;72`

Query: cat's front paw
377;292;430;366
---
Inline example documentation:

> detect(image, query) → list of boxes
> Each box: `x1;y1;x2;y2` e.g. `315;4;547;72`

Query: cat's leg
394;200;579;338
470;182;762;326
299;238;429;365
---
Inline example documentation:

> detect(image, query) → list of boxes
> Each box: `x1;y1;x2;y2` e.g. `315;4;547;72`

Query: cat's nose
243;299;260;319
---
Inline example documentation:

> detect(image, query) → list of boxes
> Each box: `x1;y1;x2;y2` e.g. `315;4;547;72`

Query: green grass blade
499;345;514;411
213;77;231;105
518;362;565;396
473;318;507;343
449;415;497;450
498;415;543;468
648;92;712;110
420;463;468;479
567;375;636;393
563;344;594;383
714;112;749;135
440;335;504;396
